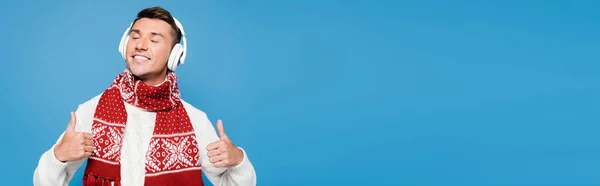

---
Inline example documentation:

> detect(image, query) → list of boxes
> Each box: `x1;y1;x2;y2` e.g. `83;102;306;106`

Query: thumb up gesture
53;112;94;163
207;120;244;168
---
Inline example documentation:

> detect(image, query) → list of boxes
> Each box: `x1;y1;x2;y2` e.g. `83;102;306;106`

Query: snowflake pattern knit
83;69;203;186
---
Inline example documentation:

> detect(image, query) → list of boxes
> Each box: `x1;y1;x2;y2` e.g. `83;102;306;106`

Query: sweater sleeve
198;116;257;186
33;132;86;186
184;103;257;186
33;102;94;186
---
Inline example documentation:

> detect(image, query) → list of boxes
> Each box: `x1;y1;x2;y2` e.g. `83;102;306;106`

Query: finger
84;151;92;158
66;111;77;133
83;133;93;140
84;146;94;153
213;161;225;168
84;139;93;146
206;141;223;151
213;159;231;168
209;154;225;164
216;120;228;140
207;149;222;157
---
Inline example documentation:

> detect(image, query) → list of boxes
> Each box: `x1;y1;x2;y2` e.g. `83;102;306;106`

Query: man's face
125;18;175;82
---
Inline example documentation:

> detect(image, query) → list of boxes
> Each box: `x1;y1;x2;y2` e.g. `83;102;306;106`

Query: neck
136;73;167;86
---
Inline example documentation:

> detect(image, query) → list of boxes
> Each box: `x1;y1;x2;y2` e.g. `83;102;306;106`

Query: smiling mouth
132;55;151;62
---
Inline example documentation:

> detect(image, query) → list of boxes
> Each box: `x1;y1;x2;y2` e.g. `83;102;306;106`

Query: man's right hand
53;112;94;163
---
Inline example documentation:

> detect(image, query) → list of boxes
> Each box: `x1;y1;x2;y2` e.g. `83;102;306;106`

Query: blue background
1;0;599;185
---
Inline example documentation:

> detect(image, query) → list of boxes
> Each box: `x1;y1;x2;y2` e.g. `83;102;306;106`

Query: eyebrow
130;29;165;38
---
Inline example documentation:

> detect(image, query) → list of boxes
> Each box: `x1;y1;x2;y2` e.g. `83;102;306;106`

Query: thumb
216;119;228;140
66;111;77;133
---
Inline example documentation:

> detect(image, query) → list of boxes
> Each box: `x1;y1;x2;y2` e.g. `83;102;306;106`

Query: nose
135;37;149;51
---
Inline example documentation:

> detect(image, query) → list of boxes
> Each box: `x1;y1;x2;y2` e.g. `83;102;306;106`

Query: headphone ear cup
120;37;129;60
168;44;183;71
119;26;131;61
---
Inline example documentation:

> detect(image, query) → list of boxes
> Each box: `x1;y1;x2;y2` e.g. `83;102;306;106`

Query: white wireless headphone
118;17;187;71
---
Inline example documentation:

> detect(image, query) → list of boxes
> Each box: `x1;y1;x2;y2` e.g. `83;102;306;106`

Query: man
33;7;256;186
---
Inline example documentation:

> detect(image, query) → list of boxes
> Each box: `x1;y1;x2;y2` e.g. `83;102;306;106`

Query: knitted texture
83;69;203;186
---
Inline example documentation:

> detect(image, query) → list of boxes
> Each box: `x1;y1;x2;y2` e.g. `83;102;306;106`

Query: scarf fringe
84;174;118;186
82;69;201;185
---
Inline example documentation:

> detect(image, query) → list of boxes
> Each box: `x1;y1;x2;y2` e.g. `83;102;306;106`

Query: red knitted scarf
83;69;203;186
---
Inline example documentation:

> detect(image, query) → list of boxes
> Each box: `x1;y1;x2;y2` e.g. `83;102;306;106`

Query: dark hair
132;6;182;46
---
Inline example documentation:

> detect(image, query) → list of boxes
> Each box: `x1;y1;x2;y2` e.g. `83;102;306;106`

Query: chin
126;64;149;77
130;68;151;78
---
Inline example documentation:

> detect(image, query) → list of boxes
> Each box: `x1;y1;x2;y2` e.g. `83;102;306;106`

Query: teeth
134;55;149;60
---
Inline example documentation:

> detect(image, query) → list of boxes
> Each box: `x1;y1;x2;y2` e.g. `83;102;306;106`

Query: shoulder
73;93;103;132
180;99;220;145
181;99;213;130
76;93;103;114
181;99;209;121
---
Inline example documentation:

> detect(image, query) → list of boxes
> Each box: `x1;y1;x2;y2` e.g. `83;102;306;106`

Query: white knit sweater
33;94;257;186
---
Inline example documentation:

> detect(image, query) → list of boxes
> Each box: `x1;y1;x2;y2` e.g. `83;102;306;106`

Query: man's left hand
207;119;244;168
